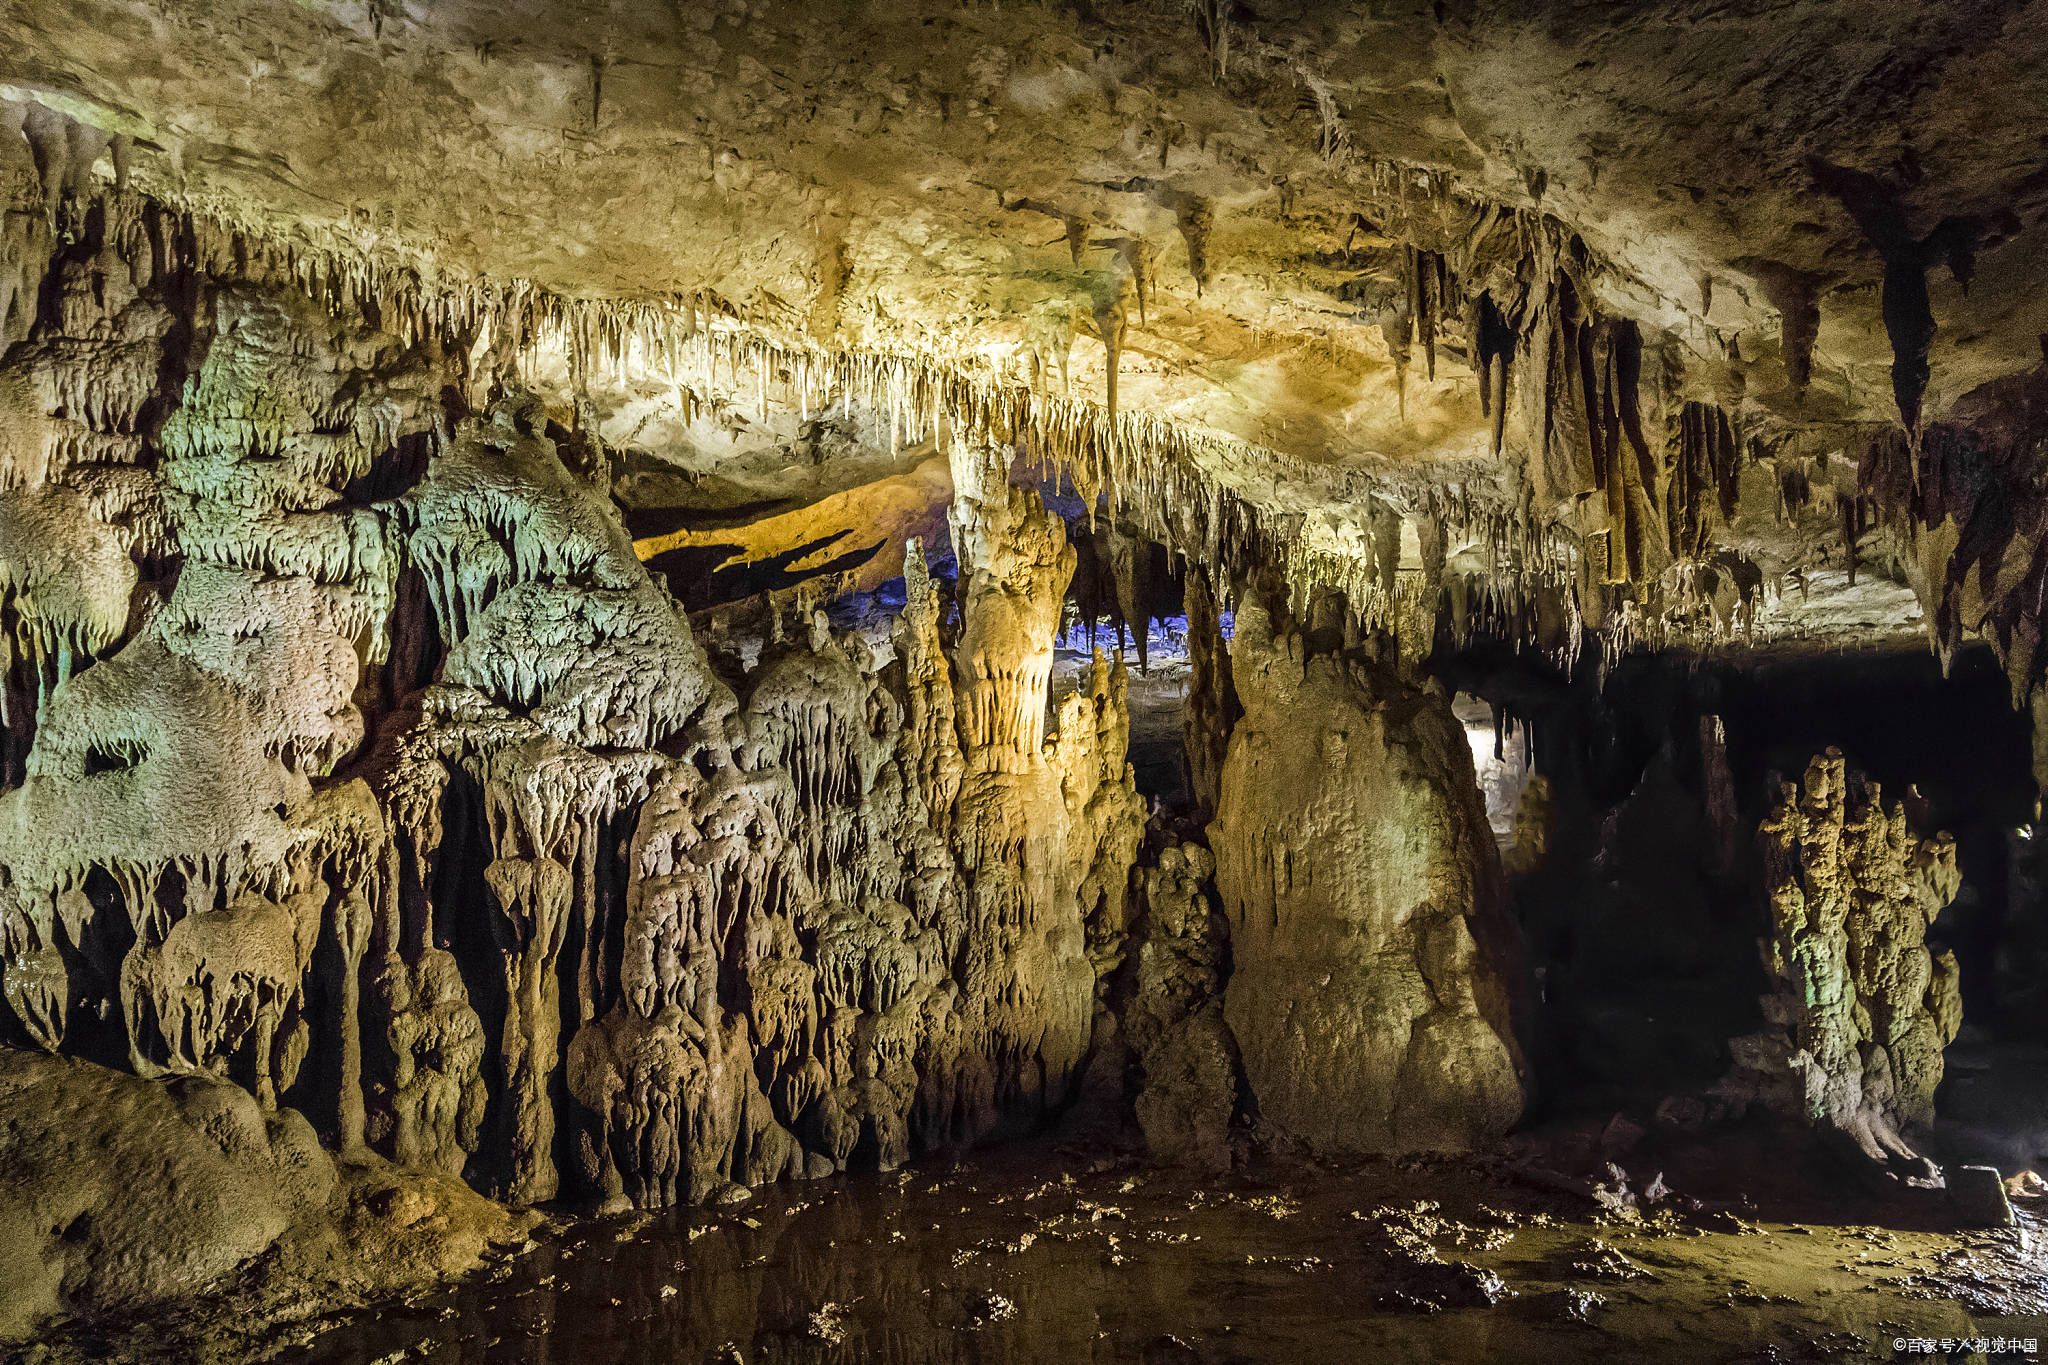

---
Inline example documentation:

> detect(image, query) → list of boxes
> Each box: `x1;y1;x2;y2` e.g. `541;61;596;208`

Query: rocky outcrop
1724;749;1963;1178
1209;583;1527;1154
0;1049;527;1345
0;1052;333;1339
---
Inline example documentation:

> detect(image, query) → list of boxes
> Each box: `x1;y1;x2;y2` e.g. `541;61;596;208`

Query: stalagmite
369;947;490;1176
946;434;1073;771
1723;750;1962;1180
1126;840;1235;1171
333;886;374;1156
1209;580;1526;1153
893;538;964;835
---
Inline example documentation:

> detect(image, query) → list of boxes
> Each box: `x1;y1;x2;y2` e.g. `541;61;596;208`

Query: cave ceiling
3;0;2047;658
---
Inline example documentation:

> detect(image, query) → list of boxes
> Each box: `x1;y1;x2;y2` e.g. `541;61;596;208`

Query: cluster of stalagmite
0;164;1144;1254
1726;749;1963;1176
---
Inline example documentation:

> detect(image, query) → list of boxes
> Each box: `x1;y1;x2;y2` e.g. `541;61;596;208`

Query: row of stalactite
1;111;1994;701
1861;404;2048;708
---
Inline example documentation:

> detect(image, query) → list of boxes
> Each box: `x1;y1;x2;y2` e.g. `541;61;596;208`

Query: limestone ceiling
4;0;2043;458
1;0;2046;667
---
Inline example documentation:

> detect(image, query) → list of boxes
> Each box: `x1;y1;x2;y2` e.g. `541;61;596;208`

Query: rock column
1208;582;1526;1153
1727;750;1961;1176
487;856;572;1205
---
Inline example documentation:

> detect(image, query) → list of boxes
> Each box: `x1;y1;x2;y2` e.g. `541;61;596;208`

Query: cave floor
258;1149;2048;1365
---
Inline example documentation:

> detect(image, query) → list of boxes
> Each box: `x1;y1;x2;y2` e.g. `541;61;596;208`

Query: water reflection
285;1154;2048;1365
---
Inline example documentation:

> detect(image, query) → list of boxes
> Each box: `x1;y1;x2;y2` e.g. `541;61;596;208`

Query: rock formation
0;1047;524;1343
1726;749;1964;1178
1126;839;1235;1172
1209;582;1527;1154
1181;565;1237;820
0;154;1142;1336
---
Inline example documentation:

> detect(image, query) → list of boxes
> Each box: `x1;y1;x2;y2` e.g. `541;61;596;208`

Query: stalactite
126;882;325;1108
1666;400;1742;561
1757;265;1822;396
1467;292;1513;458
0;174;1593;674
1100;521;1151;671
1808;158;2012;432
1403;245;1452;382
1092;286;1127;423
5;139;1976;1290
0;889;67;1051
1181;564;1237;820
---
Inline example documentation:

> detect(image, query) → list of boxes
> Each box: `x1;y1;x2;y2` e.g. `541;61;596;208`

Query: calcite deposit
1726;749;1964;1178
0;154;1147;1335
1210;581;1527;1153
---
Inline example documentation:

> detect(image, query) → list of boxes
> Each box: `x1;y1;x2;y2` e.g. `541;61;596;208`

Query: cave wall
0;183;1146;1265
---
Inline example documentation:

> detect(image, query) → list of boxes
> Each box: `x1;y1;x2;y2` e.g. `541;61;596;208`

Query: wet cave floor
265;1148;2048;1365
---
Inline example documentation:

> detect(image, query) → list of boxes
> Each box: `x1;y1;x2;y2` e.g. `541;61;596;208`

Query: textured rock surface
1725;749;1963;1175
1;2;2042;669
0;1051;331;1339
1126;840;1235;1172
0;0;2045;1347
0;170;1141;1339
1209;583;1526;1153
5;0;2043;449
0;1051;531;1352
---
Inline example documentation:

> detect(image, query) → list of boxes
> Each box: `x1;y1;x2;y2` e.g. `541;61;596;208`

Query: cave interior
1;0;2047;1360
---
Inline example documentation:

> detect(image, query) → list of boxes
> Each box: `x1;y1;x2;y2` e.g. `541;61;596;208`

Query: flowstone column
333;886;374;1156
945;434;1072;773
1208;581;1526;1153
486;856;572;1205
940;432;1134;1129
